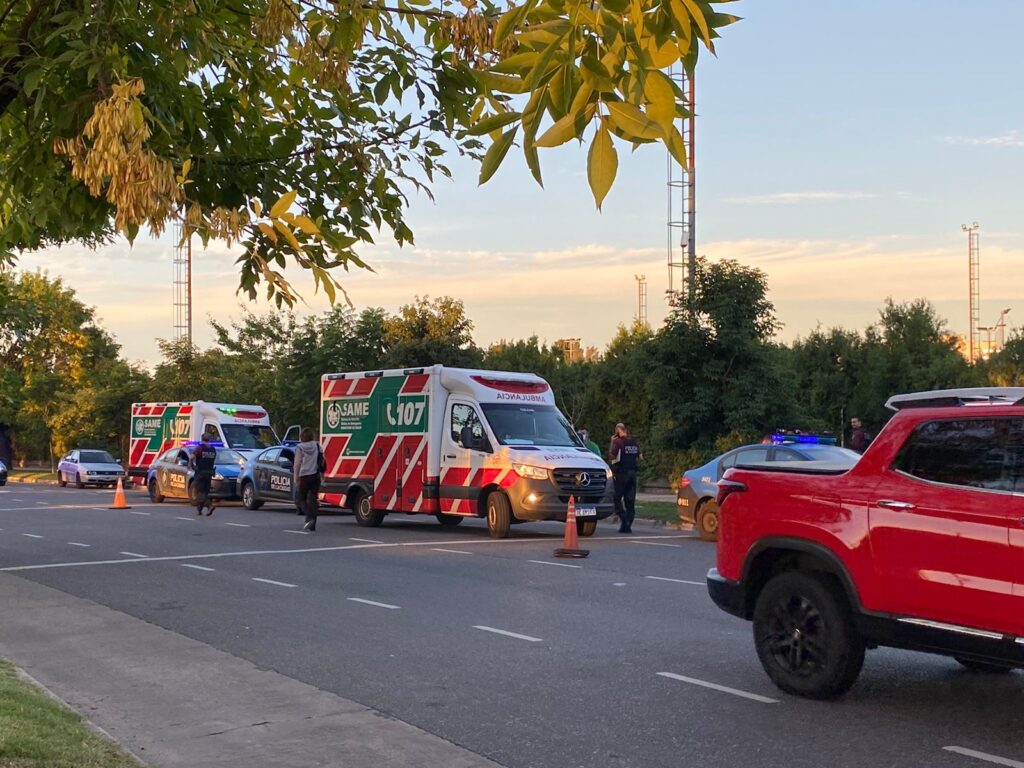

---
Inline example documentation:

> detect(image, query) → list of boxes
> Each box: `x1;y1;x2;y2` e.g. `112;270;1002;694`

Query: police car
677;434;860;541
146;445;245;504
237;445;298;510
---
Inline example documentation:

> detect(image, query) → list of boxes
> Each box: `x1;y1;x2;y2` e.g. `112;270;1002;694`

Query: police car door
165;449;190;498
271;448;295;500
440;400;492;515
256;448;281;497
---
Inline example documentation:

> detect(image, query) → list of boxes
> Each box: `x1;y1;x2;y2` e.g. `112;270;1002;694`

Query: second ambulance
319;366;614;537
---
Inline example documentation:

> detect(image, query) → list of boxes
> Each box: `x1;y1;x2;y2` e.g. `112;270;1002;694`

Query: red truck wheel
753;571;865;699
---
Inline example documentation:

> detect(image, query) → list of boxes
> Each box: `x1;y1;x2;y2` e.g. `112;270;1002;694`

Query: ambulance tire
354;493;384;527
435;513;464;527
75;472;84;489
149;479;165;503
486;492;511;539
58;472;67;488
577;520;598;537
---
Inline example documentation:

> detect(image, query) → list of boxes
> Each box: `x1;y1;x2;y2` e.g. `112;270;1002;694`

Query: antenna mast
962;222;980;362
667;64;696;309
173;220;193;346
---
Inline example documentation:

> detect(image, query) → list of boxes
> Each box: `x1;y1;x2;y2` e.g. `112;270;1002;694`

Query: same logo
326;402;342;429
135;420;145;436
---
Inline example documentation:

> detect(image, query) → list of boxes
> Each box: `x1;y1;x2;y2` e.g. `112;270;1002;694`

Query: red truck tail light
716;479;747;506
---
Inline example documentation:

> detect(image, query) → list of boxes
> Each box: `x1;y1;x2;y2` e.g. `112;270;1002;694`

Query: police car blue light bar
771;434;837;445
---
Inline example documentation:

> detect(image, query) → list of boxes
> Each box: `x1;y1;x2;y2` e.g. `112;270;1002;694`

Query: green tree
384;296;483;368
0;0;736;303
981;332;1024;386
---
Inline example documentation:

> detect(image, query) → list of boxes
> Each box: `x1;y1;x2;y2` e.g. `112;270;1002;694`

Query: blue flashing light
771;433;837;446
184;440;225;448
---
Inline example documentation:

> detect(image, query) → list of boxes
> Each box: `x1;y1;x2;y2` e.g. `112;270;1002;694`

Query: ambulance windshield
221;424;279;450
481;404;583;448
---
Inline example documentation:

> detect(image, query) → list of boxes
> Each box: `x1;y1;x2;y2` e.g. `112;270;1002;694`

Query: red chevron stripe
400;373;430;394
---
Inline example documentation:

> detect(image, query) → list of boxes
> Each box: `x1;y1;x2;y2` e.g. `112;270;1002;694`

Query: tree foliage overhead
0;0;737;303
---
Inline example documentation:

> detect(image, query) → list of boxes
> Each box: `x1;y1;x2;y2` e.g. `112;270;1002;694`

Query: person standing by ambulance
610;422;642;534
191;434;218;516
293;428;324;532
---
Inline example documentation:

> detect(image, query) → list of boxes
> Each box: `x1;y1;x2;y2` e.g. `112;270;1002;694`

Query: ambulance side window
451;404;489;452
202;424;220;442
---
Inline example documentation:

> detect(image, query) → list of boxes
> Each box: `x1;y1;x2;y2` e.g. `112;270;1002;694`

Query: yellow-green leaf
587;122;617;210
468;111;522;136
293;215;321;236
274;219;302;251
643;70;676;135
479;127;517;185
476;71;529;95
606;102;663;141
270;189;298;218
664;124;687;167
680;0;712;44
257;222;278;243
536;104;595;148
251;198;262;217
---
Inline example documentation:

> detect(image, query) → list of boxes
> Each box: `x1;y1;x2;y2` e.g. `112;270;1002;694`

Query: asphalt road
1;483;1022;768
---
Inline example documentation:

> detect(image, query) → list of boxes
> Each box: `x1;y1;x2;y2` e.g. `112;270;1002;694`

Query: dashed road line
473;626;543;643
631;540;682;548
613;582;627;586
68;542;91;547
225;522;250;528
350;537;384;543
175;516;195;521
129;511;150;516
528;559;582;569
252;577;297;588
347;597;400;610
21;533;43;539
181;563;215;572
944;747;1024;767
120;551;148;558
35;501;48;505
431;548;472;555
284;530;310;535
656;672;779;704
646;575;704;586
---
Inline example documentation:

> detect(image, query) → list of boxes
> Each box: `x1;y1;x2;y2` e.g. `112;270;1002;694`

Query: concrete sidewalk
0;573;501;768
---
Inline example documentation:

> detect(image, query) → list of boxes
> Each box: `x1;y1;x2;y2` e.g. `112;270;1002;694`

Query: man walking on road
610;422;642;534
191;434;217;516
293;428;323;532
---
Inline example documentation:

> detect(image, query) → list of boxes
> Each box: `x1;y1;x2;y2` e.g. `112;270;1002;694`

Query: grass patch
633;500;682;524
0;661;139;768
7;469;56;483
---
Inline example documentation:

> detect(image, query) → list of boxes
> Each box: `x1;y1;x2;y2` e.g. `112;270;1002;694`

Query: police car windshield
215;449;245;465
80;450;116;464
221;424;278;450
480;404;582;447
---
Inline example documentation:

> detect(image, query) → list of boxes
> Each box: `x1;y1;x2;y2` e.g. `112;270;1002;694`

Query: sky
19;0;1024;366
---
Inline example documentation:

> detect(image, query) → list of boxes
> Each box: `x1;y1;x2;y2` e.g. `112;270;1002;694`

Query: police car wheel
188;481;199;505
149;479;164;503
577;520;597;537
486;492;511;539
241;482;263;510
697;500;720;542
354;493;384;527
435;513;464;527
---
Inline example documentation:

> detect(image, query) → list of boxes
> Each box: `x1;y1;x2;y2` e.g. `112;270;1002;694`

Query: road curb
7;475;57;486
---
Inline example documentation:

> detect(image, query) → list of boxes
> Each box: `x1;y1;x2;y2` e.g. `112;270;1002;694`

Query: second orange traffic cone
108;477;131;510
554;496;589;558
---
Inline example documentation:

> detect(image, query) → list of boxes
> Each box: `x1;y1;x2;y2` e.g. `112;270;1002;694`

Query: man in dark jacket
191;435;217;516
610;422;642;534
849;417;871;453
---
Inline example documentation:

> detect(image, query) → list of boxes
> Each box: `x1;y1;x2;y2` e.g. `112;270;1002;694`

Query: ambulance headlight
605;467;613;478
512;463;548;481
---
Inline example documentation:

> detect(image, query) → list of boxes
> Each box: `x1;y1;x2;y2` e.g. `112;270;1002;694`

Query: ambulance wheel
241;481;263;510
75;472;84;489
486;492;511;539
435;513;464;527
354;493;384;527
577;520;598;537
58;471;67;488
149;479;164;503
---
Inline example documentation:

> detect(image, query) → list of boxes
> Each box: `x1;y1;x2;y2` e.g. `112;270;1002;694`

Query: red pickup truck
708;388;1024;699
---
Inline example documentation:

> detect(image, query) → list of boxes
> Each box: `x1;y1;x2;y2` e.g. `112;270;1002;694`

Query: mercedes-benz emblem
575;472;591;487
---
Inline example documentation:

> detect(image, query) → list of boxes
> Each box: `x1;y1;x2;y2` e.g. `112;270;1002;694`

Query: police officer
610;422;642;534
191;434;218;516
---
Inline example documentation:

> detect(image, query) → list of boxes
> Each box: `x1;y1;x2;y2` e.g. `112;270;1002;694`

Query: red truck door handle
877;499;916;511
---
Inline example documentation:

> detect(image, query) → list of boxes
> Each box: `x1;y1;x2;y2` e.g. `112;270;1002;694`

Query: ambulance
128;401;280;482
319;366;615;538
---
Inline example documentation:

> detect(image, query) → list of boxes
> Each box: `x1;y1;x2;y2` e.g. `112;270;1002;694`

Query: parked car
0;459;7;486
238;445;297;510
677;436;860;540
707;387;1024;699
146;445;245;504
57;449;126;489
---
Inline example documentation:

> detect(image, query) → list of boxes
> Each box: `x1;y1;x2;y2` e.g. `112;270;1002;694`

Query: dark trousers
194;471;213;512
297;474;321;525
614;470;637;530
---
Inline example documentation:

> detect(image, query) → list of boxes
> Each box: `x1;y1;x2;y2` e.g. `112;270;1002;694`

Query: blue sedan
238;445;297;510
677;437;860;541
146;446;245;504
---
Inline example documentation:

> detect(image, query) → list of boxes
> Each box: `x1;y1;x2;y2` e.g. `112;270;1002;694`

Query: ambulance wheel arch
352;488;385;527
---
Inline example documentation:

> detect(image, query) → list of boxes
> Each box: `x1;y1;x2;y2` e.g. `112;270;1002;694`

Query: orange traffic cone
554;496;589;558
109;477;131;510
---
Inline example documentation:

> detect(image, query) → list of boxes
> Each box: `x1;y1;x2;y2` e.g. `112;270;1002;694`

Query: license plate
574;506;597;518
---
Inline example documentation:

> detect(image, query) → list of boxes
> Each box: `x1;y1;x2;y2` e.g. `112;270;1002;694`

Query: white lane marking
473;626;543;643
431;548;472;555
646;575;704;586
225;522;250;528
631;540;682;548
181;563;215;572
656;672;779;704
944;747;1024;767
347;598;400;610
0;504;156;512
528;559;582;569
284;529;310;535
350;537;384;543
252;577;297;588
129;511;150;516
22;533;43;539
35;502;48;505
613;582;627;586
91;508;109;512
68;542;91;547
175;516;195;521
0;533;702;573
120;551;148;558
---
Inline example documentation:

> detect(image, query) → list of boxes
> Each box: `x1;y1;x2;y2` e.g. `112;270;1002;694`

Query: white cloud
942;130;1024;148
722;191;875;205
